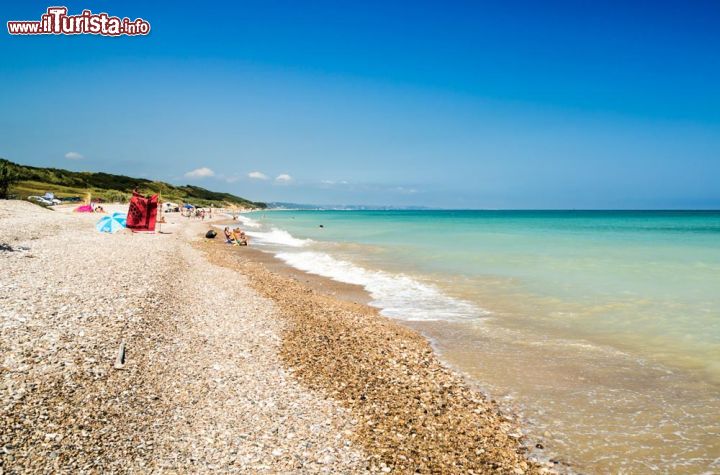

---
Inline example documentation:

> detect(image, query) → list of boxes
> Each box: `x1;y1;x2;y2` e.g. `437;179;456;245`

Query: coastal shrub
0;159;20;199
105;190;129;203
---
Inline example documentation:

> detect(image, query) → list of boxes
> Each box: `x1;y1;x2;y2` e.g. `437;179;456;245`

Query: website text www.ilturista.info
7;7;150;36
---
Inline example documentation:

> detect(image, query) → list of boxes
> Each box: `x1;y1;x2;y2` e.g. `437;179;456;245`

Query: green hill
1;159;266;209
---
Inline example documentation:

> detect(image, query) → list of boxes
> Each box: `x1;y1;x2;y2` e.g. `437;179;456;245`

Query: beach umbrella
96;212;127;233
183;203;194;209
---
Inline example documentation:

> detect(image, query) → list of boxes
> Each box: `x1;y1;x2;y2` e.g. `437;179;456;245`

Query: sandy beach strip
1;201;545;474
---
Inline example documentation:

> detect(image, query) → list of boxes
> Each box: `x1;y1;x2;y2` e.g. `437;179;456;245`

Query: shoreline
201;229;554;473
213;221;563;462
225;211;720;473
1;202;548;473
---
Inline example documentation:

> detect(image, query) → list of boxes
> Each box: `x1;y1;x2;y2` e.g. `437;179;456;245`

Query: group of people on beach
223;227;249;246
183;208;211;220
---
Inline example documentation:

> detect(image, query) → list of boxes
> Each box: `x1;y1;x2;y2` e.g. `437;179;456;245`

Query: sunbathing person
232;228;249;246
223;227;233;244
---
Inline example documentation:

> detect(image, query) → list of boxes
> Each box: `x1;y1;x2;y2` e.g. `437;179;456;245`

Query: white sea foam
275;250;485;321
235;215;262;228
246;228;312;247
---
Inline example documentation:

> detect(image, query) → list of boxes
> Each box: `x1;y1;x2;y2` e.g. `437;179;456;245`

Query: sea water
239;210;720;473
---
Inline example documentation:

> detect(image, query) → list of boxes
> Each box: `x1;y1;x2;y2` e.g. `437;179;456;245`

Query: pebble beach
1;200;546;474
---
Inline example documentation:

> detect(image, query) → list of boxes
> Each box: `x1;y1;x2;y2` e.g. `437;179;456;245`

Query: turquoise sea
238;210;720;473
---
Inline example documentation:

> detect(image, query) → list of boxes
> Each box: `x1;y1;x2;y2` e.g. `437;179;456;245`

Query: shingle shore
1;200;549;474
1;201;364;473
203;235;548;474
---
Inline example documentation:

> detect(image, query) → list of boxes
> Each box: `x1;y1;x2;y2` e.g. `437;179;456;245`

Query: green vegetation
0;159;21;199
1;159;266;208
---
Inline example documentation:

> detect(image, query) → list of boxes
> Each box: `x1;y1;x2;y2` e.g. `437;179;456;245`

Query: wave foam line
235;215;262;228
275;251;485;322
246;228;312;247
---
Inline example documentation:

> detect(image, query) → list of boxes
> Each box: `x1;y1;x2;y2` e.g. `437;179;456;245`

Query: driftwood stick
114;340;126;370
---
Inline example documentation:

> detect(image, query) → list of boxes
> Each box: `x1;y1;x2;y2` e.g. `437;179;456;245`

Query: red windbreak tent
126;191;158;232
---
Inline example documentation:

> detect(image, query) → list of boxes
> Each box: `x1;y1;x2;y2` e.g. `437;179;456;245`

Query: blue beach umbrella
96;212;127;233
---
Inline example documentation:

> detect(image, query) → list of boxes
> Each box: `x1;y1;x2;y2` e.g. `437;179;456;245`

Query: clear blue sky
1;0;719;208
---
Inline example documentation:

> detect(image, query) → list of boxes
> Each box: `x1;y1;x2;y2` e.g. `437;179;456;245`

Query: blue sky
1;0;719;208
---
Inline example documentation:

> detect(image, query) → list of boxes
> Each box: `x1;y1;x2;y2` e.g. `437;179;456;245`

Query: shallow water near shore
238;209;720;473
